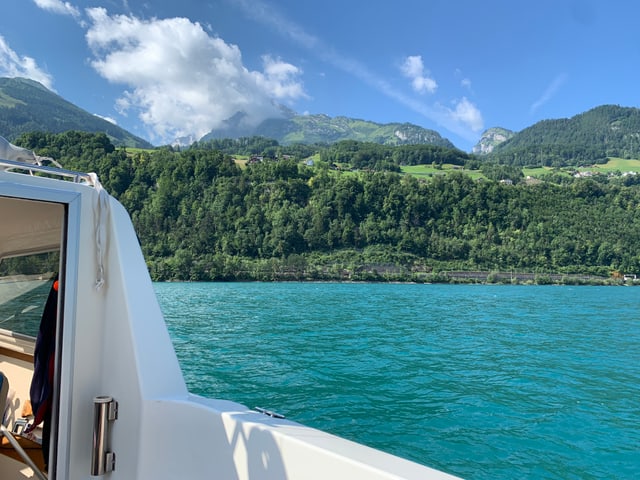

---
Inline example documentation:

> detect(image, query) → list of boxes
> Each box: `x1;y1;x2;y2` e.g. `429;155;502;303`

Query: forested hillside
13;131;640;283
488;105;640;167
0;77;153;148
197;137;475;173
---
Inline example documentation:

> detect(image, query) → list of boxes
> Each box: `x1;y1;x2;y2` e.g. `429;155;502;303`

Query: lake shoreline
157;269;638;286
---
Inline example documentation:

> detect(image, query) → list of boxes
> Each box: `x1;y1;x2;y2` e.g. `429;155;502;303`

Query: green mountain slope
0;77;152;148
201;112;455;148
488;105;640;166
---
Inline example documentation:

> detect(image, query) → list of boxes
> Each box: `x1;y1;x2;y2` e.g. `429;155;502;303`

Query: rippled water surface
154;283;640;479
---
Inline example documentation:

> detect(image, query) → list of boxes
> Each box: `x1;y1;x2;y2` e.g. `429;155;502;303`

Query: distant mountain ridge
0;77;152;148
3;76;639;162
485;105;640;166
2;77;452;150
200;111;455;148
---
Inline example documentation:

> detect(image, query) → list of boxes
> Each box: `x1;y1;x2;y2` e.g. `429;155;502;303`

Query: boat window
0;251;59;338
0;194;65;478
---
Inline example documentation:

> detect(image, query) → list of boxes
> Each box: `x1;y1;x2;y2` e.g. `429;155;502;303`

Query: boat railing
0;158;93;184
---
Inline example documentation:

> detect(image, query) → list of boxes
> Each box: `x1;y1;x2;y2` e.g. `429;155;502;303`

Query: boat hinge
91;396;118;476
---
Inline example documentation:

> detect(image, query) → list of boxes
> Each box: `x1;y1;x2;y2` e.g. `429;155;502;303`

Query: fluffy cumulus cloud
256;55;306;99
0;36;54;90
400;55;437;94
446;97;484;133
32;0;80;18
85;8;306;143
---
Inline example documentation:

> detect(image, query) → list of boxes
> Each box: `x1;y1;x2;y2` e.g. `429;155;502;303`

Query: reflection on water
0;278;52;336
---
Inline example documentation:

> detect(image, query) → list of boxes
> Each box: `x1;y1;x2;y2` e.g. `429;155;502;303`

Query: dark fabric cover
28;275;57;467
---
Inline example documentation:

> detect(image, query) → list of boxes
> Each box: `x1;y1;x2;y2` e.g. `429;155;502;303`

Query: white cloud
461;78;472;90
230;0;480;143
32;0;80;18
85;8;306;143
445;97;484;133
94;113;117;125
530;73;568;113
254;55;307;100
400;55;437;94
0;35;54;90
230;0;319;51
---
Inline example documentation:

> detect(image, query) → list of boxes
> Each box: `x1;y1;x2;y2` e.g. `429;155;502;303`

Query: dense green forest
488;105;640;167
13;131;640;283
195;137;474;173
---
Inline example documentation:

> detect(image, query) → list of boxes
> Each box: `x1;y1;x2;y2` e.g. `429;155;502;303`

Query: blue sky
1;0;639;151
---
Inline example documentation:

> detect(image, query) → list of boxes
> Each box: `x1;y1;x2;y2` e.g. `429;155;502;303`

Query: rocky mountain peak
472;127;514;154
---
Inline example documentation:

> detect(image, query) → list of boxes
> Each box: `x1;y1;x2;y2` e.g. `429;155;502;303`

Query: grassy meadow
403;158;640;181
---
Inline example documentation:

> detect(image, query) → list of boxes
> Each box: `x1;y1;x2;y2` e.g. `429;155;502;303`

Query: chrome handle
91;396;117;476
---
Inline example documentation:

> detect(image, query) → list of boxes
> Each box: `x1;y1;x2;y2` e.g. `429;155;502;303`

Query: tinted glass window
0;251;59;337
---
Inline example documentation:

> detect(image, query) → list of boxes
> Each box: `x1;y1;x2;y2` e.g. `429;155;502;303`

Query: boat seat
0;372;47;479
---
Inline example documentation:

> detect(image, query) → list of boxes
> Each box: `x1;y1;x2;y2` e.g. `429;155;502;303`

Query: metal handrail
0;158;93;184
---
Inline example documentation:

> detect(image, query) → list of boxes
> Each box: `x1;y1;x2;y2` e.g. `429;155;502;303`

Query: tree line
13;131;640;282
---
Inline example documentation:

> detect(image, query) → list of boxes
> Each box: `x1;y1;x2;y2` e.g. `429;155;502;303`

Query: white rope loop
89;172;109;291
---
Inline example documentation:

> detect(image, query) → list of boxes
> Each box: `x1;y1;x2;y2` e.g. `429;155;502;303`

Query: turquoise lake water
154;283;640;479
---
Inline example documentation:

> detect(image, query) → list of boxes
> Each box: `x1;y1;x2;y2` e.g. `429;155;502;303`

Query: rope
89;173;109;291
